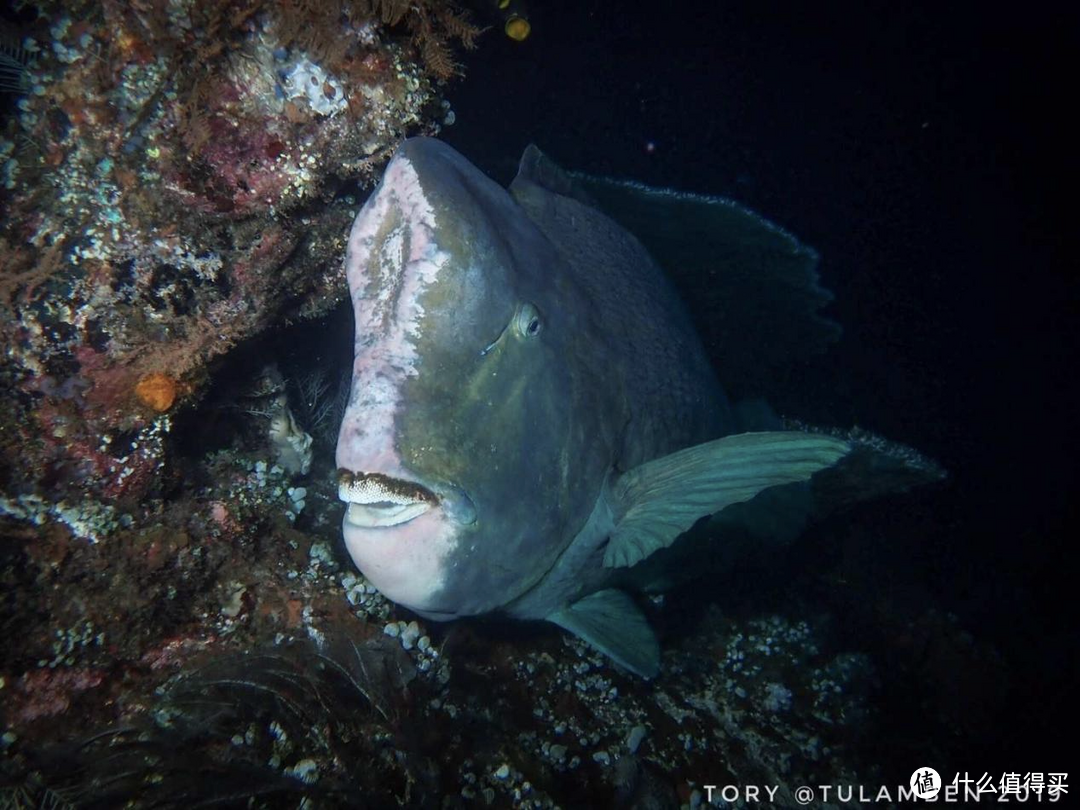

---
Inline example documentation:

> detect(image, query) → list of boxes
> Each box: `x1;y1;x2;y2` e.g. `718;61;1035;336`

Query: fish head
336;138;617;619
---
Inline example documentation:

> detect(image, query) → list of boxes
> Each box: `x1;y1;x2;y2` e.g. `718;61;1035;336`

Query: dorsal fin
513;143;596;206
573;176;841;398
511;144;841;399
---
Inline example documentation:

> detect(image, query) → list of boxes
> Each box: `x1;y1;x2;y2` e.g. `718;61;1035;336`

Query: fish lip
337;469;477;528
344;500;433;528
338;469;439;528
338;469;439;504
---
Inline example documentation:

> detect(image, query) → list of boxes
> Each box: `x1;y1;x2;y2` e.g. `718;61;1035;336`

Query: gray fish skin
335;137;930;677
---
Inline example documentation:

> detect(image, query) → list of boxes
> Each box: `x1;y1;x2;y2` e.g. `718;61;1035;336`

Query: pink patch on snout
335;153;447;479
335;152;456;608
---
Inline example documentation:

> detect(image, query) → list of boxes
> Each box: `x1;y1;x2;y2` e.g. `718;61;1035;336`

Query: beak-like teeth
337;469;438;505
338;470;437;527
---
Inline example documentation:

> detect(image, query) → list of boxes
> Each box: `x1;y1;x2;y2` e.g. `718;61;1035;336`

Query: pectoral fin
548;589;660;679
604;431;850;568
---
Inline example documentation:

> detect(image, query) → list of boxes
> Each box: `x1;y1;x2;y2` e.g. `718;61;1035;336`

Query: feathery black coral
9;635;423;808
0;24;30;93
365;0;483;79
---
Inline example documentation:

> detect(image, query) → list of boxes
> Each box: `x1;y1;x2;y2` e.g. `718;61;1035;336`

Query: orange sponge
134;372;179;412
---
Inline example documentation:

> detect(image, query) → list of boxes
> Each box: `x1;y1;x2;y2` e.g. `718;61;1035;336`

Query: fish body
335;137;940;676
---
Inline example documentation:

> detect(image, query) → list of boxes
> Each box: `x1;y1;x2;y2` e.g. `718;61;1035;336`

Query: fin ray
548;589;660;679
605;431;850;568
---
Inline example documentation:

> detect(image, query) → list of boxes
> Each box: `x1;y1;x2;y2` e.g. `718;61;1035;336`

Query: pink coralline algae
0;0;478;526
11;668;106;723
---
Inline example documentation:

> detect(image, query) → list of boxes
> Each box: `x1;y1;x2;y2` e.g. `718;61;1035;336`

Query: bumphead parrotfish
335;137;942;677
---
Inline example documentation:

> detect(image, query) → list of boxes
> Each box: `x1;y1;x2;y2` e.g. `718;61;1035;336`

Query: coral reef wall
0;0;477;527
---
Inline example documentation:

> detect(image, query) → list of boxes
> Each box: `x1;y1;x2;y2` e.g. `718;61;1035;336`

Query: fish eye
515;303;542;338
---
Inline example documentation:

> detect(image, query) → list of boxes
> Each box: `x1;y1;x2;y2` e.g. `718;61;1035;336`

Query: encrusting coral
0;0;480;514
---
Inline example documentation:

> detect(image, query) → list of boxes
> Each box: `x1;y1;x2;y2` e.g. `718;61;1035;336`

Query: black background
3;0;1074;782
446;0;1077;773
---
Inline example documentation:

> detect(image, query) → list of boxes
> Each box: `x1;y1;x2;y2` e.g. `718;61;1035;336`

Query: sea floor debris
0;426;1005;807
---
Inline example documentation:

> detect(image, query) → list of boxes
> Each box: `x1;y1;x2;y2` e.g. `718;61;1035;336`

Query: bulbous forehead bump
336;150;453;471
334;151;463;614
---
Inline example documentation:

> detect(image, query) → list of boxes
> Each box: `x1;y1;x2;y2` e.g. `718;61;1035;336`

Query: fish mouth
338;470;438;528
